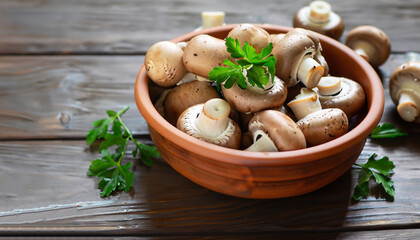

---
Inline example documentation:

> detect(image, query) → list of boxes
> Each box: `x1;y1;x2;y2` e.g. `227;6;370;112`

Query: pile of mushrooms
144;24;367;152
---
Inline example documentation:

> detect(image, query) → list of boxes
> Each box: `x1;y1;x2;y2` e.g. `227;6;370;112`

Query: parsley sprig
352;153;395;201
208;37;277;90
370;123;408;139
86;106;160;197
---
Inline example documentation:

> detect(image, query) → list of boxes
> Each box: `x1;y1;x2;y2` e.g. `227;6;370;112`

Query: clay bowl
135;24;384;199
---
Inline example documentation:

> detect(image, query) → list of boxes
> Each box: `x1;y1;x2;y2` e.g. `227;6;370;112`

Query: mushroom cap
164;80;220;126
272;28;324;87
177;103;241;149
316;77;366;118
293;5;344;40
145;41;186;87
346;25;391;67
389;61;420;122
248;110;306;151
182;34;231;78
222;76;288;113
297;108;348;146
227;24;270;53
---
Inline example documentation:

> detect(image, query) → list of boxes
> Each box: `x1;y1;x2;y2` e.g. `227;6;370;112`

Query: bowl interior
135;24;384;166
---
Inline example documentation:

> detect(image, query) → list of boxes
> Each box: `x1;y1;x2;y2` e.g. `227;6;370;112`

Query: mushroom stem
298;56;325;89
195;98;231;138
201;11;225;29
309;1;331;23
397;92;419;122
245;130;278;152
352;41;375;62
317;76;342;95
287;88;322;120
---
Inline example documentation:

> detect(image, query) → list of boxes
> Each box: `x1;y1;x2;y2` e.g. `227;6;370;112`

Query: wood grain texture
0;136;419;236
0;0;420;54
0;56;148;139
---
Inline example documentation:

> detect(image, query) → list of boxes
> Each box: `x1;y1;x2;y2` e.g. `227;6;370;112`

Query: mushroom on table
293;0;344;40
345;25;391;68
389;61;420;123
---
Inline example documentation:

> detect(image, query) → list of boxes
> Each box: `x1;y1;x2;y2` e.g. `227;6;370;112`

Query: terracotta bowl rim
135;24;384;167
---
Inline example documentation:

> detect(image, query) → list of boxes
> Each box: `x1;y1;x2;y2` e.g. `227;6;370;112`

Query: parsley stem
117;138;129;165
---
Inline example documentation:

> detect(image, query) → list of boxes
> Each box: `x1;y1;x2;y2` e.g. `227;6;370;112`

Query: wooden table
1;0;419;238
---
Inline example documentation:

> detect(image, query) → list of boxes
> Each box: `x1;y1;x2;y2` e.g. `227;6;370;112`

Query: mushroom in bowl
135;24;384;199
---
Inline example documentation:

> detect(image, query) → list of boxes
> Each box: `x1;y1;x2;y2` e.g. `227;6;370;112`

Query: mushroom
227;24;270;53
183;34;231;78
314;77;366;119
272;28;326;88
222;76;288;113
248;110;306;151
287;88;322;120
389;61;420;123
244;130;278;152
293;0;344;40
195;11;225;31
297;108;348;146
177;98;241;149
164;80;220;126
345;25;391;68
145;41;186;87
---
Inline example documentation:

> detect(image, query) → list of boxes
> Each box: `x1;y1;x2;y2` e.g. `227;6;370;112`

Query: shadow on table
131;156;353;239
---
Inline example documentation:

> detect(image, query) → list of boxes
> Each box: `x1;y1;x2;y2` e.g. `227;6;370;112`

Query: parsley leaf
370;123;408;139
352;153;395;201
208;37;277;90
86;106;160;197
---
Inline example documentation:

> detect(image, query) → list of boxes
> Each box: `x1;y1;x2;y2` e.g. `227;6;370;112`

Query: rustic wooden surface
0;0;420;238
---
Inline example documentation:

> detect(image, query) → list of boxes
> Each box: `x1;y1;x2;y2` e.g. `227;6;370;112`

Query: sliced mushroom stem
317;76;342;95
287;88;322;120
352;41;375;62
397;92;419;122
195;98;231;138
201;11;225;29
298;56;325;89
309;0;331;23
245;130;278;152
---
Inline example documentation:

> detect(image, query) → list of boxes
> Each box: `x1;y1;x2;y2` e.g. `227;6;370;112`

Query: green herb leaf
86;106;160;197
208;37;277;90
371;123;408;139
352;153;395;201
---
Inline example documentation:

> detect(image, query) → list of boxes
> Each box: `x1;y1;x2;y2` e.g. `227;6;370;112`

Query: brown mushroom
297;108;348;146
145;41;186;87
177;98;241;149
248;110;306;151
222;76;288;113
183;34;231;79
227;24;270;53
314;77;366;119
272;28;325;88
164;80;219;126
293;0;344;40
346;25;391;68
287;88;322;120
389;61;420;123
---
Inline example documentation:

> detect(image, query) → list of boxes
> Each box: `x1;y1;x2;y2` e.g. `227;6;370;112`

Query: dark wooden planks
0;137;419;236
1;53;419;140
0;56;149;139
1;0;420;54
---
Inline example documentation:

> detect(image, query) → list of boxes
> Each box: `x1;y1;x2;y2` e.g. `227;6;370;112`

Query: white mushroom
287;88;322;120
145;41;186;87
293;1;344;40
248;110;306;151
389;61;420;123
177;98;241;149
227;24;270;53
297;108;348;146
